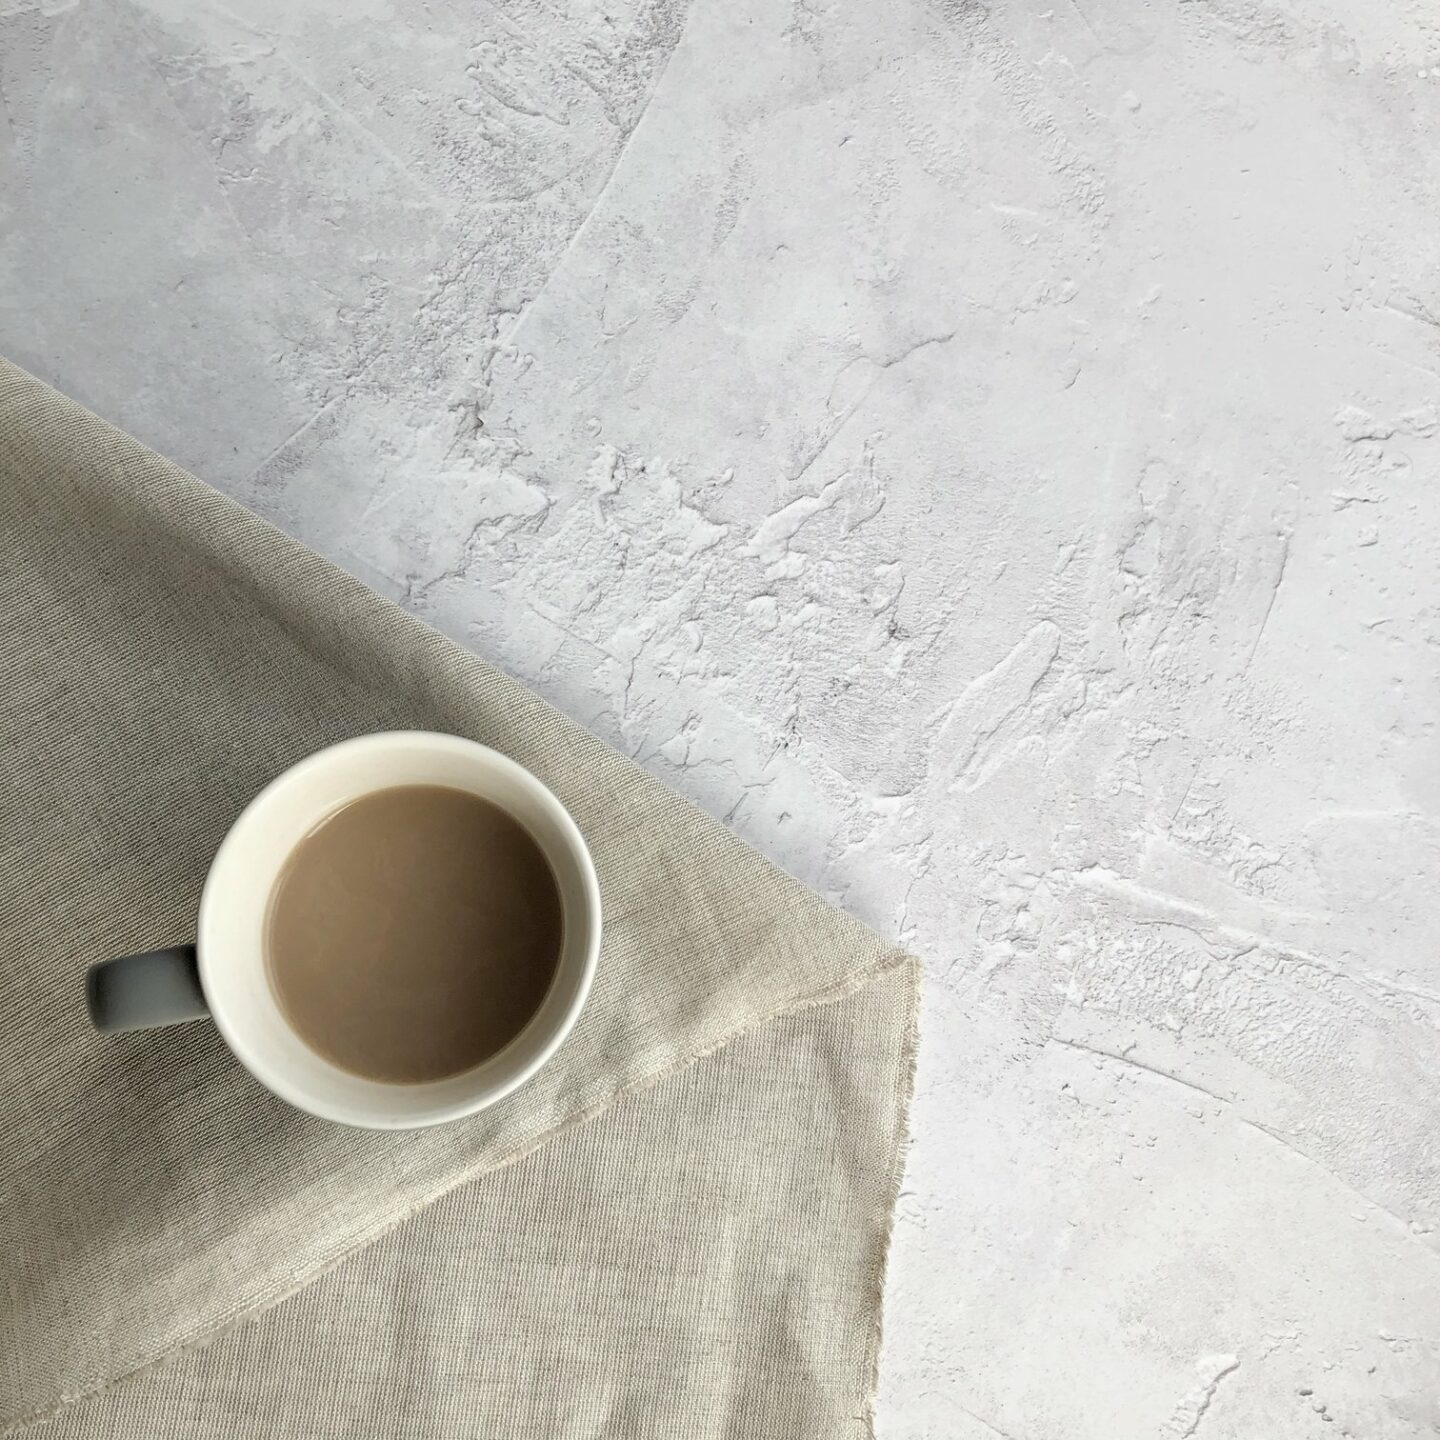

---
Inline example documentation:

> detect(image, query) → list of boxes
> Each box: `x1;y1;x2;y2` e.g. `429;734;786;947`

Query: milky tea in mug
264;784;564;1084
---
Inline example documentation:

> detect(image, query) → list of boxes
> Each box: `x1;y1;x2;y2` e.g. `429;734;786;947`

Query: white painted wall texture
4;0;1439;1433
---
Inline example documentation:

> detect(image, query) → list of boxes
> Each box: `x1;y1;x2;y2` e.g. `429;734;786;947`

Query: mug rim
197;730;601;1129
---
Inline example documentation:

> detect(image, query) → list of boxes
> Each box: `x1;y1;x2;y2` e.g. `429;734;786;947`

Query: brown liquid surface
265;784;563;1084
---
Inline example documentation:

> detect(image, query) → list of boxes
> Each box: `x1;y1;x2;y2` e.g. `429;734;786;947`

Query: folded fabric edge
861;955;922;1440
10;952;921;1437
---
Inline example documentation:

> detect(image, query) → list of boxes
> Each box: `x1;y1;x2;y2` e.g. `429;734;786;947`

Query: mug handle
86;946;209;1033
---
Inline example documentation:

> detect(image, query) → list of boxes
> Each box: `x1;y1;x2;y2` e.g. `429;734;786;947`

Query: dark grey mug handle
86;946;209;1033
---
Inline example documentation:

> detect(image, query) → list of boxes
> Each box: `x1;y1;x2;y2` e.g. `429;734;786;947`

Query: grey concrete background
4;0;1439;1433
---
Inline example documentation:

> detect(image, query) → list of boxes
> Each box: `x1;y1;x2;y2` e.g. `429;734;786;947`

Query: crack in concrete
1169;1356;1240;1438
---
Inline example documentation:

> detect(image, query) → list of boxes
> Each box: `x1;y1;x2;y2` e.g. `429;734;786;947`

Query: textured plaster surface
4;0;1440;1434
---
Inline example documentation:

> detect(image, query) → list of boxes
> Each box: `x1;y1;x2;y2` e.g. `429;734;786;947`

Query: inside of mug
198;732;599;1128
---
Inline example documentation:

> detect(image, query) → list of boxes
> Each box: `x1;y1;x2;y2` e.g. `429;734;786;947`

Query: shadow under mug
85;731;602;1129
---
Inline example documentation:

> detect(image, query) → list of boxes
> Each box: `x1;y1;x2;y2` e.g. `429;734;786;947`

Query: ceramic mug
85;731;601;1129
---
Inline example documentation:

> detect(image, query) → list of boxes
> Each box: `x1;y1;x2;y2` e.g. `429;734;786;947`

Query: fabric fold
0;359;918;1437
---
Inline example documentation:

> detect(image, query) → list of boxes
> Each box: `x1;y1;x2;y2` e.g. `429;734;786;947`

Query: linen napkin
0;358;918;1439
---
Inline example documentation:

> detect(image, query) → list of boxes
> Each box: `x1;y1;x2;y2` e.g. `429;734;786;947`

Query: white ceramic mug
85;731;601;1129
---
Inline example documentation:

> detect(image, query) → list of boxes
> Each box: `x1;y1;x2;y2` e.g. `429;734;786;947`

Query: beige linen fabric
0;358;918;1438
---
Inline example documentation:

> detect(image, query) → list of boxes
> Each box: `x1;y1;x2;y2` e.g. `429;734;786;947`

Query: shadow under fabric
0;359;918;1440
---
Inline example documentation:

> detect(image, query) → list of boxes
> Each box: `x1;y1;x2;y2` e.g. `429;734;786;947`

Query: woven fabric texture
0;359;918;1438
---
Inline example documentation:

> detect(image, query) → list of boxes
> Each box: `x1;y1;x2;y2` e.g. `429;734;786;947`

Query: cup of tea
85;732;602;1128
